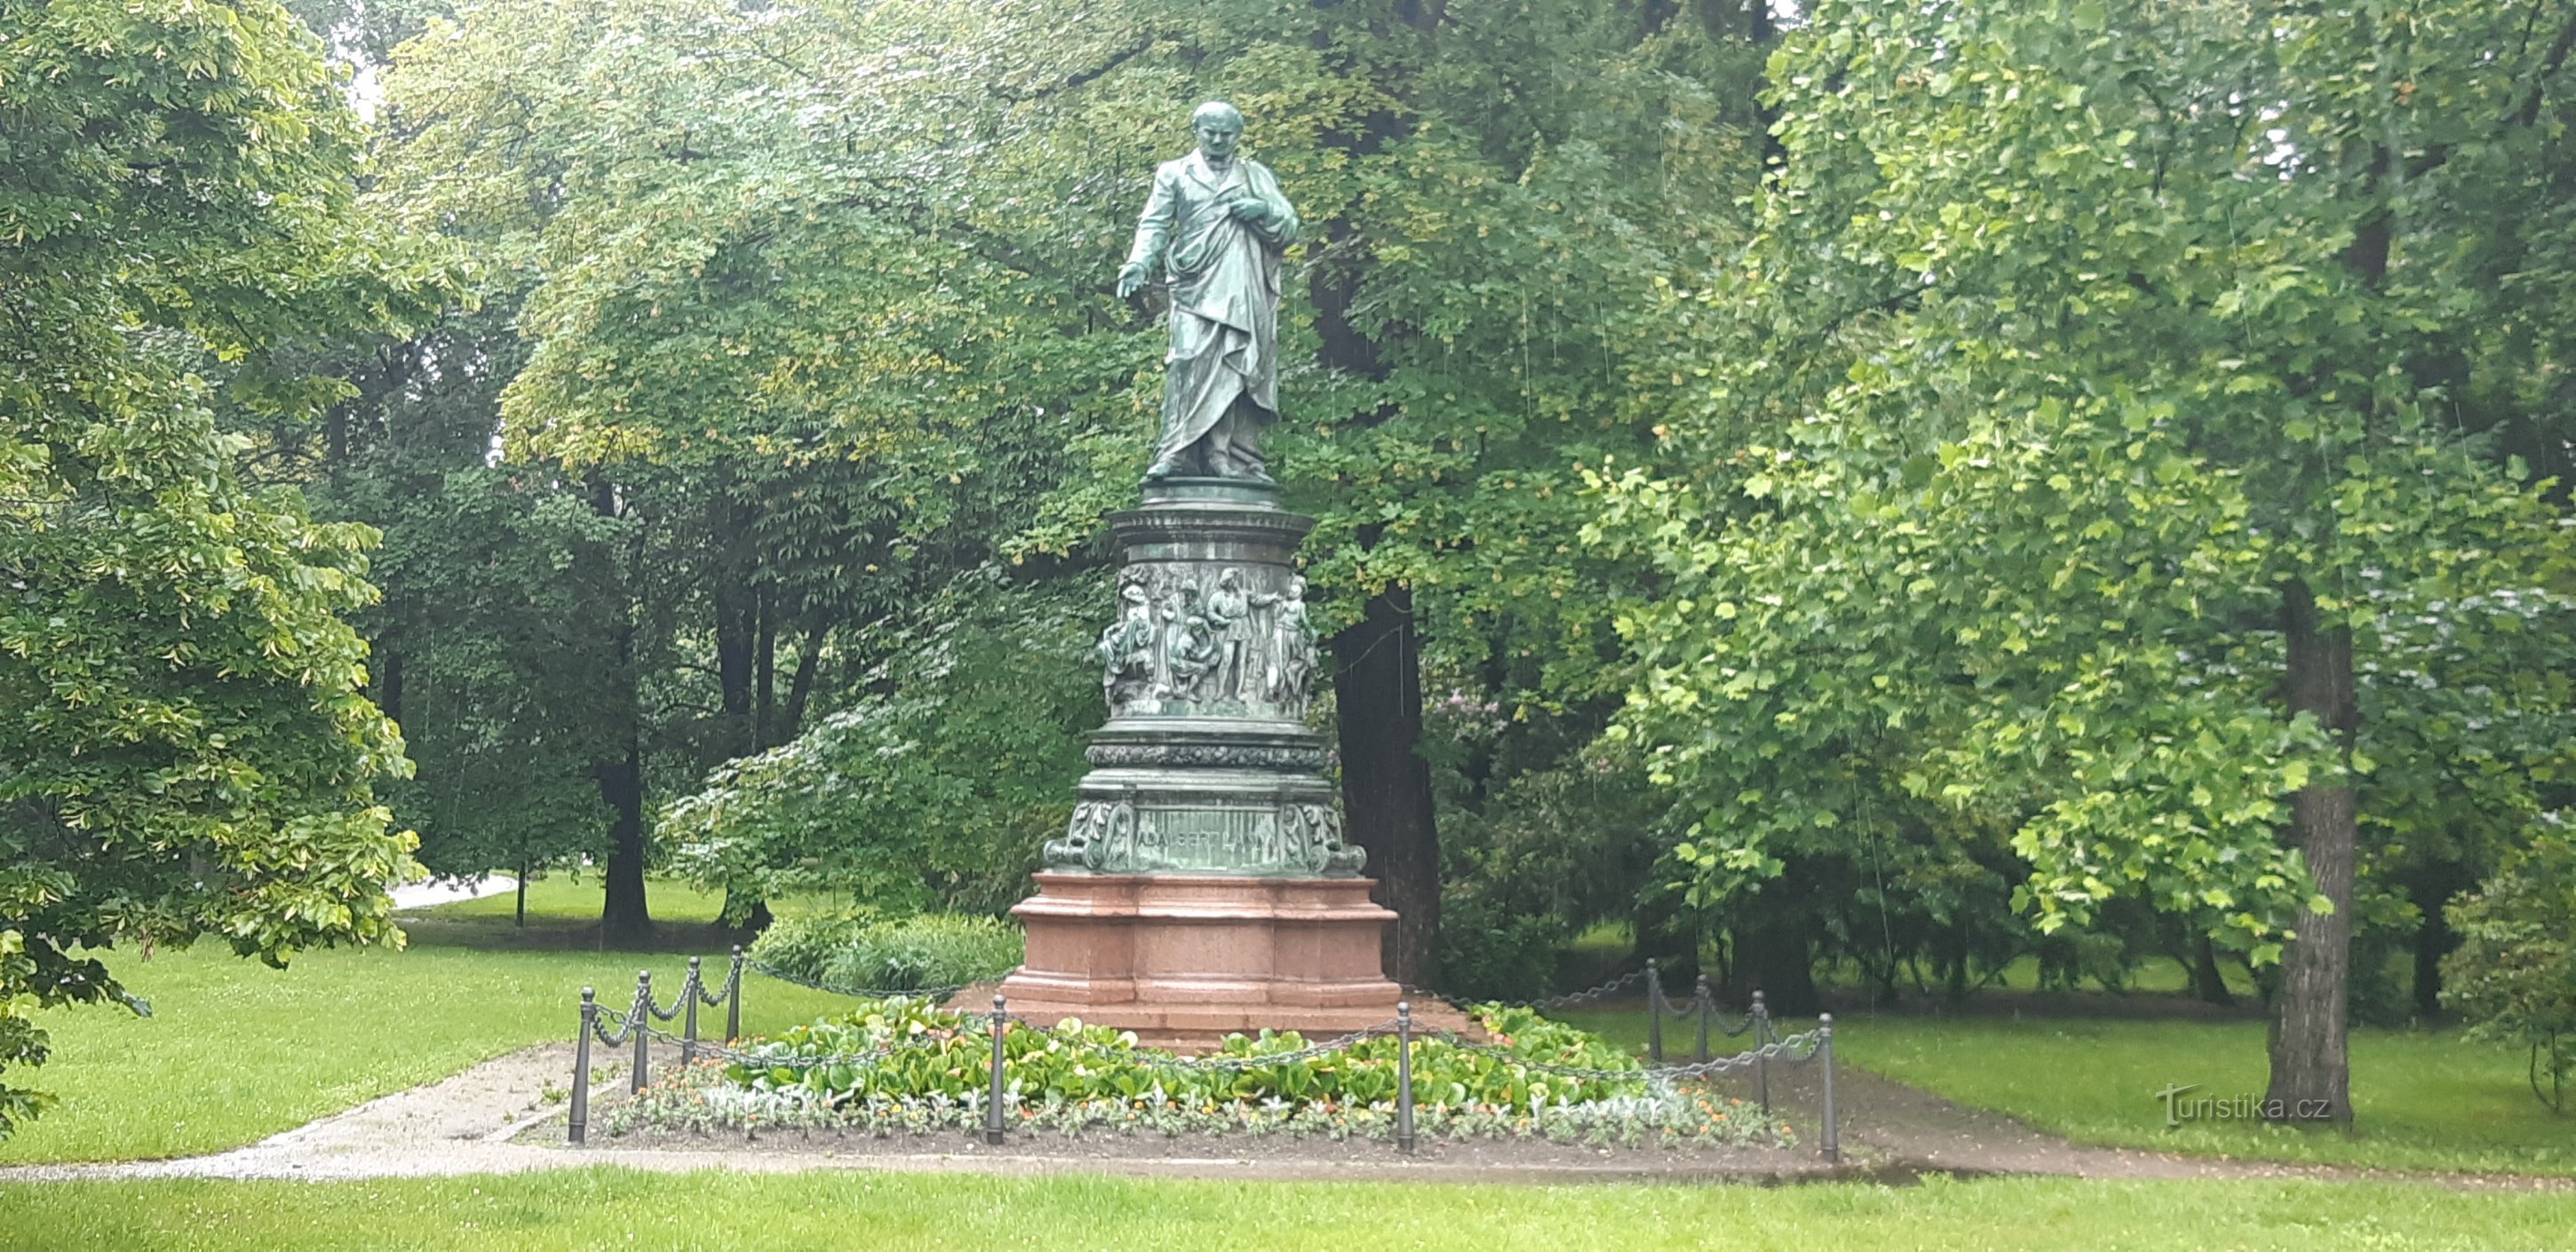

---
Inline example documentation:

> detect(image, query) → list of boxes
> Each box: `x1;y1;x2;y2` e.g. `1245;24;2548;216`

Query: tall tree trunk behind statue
1309;194;1441;987
1334;582;1440;986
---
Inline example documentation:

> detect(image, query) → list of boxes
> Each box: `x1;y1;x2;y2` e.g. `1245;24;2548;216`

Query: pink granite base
991;873;1477;1048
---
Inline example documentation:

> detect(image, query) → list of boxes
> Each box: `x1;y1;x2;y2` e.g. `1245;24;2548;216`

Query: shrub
2441;832;2576;1113
743;912;875;985
750;912;1022;993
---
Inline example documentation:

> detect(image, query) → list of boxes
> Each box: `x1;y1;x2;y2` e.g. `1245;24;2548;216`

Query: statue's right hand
1116;264;1146;298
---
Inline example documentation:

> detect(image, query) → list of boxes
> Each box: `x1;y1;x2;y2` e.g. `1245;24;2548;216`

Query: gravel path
388;876;518;911
4;1040;2568;1189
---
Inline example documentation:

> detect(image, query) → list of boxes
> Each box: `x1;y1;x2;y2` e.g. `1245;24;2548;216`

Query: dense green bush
2442;835;2576;1113
749;913;1022;993
725;1002;1643;1110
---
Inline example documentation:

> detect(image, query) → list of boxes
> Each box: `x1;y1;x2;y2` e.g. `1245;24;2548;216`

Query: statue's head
1192;100;1244;162
1121;582;1149;605
1218;568;1242;588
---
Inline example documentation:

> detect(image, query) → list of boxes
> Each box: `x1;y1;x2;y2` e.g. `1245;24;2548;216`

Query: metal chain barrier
566;958;1841;1162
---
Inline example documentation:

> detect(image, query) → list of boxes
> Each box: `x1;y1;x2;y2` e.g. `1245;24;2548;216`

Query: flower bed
600;999;1787;1149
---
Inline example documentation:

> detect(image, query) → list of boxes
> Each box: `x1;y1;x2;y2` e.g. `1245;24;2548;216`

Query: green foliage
0;0;448;1140
2442;833;2576;1113
1587;0;2576;971
664;570;1096;915
748;913;1022;994
714;998;1654;1114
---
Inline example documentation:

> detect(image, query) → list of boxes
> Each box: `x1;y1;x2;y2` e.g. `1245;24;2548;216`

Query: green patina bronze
1045;104;1356;879
1115;100;1302;485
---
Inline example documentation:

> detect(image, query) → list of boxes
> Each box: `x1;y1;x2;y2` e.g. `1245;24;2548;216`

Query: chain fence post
726;946;744;1042
1395;1002;1417;1154
1645;958;1664;1064
569;987;595;1145
1694;974;1713;1064
1818;1011;1838;1163
983;994;1008;1146
631;970;651;1095
682;955;703;1067
1752;989;1771;1115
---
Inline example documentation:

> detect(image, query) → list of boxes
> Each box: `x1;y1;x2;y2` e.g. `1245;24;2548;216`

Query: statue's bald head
1193;100;1244;131
1193;100;1244;162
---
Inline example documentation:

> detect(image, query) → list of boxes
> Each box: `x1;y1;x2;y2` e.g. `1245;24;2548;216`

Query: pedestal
994;479;1466;1048
1000;874;1423;1045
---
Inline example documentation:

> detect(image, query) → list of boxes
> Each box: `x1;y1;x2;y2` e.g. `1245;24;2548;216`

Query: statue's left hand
1227;194;1270;224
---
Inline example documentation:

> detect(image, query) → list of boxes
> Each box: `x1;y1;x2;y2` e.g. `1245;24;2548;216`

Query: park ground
2;879;2571;1249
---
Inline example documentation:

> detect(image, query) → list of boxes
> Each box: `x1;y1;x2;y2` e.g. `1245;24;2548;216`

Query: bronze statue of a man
1117;101;1301;482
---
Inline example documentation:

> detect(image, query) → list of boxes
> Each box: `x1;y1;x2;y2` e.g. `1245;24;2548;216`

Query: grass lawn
4;1170;2572;1250
0;883;850;1166
1834;1016;2576;1177
1553;1004;2573;1177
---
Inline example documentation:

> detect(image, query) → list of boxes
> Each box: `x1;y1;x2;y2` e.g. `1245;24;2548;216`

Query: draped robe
1125;150;1301;477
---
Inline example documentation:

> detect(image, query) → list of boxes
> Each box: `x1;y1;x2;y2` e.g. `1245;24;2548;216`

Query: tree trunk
595;742;652;947
592;475;653;947
378;649;403;728
752;589;776;750
2191;933;2235;1008
1728;914;1819;1016
2406;860;2473;1018
713;578;756;759
1334;582;1441;987
2265;577;2357;1122
779;618;827;744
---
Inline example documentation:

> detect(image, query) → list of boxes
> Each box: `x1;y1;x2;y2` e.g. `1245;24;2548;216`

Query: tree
0;0;440;1137
1592;0;2576;1120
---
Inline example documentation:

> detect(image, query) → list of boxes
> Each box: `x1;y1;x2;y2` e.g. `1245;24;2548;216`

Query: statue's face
1195;115;1243;162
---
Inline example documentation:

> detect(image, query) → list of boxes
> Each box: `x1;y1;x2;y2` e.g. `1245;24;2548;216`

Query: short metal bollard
983;994;1008;1145
1395;1002;1418;1154
725;946;743;1043
1645;958;1664;1063
568;987;595;1145
681;955;704;1067
1693;974;1713;1064
631;970;651;1095
1752;990;1771;1115
1818;1012;1839;1163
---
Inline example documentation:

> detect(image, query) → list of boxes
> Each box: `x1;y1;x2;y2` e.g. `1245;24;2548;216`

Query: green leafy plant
2442;834;2576;1113
749;914;1022;994
609;997;1783;1147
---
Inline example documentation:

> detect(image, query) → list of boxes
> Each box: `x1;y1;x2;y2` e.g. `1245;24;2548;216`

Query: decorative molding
1085;743;1333;770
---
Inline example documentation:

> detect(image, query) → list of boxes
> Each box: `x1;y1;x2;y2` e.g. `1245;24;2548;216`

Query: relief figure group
1098;567;1317;716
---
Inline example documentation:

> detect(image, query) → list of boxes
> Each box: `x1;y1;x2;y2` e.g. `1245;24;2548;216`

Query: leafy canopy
1;0;440;1137
1587;0;2576;956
